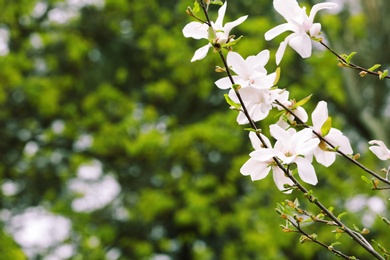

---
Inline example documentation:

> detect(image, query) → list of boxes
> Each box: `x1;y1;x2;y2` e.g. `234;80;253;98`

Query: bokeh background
1;0;389;259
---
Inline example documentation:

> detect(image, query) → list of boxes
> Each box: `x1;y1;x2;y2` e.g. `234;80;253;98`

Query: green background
0;0;389;259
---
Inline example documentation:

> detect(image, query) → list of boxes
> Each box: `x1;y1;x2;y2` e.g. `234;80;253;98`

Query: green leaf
321;116;332;136
379;69;388;80
273;67;281;85
368;64;381;72
330;241;342;247
352;224;360;232
192;1;200;15
223;35;243;48
345;51;357;64
299;235;312;244
212;0;223;5
295;94;312;107
224;94;241;110
361;175;371;184
337;212;347;220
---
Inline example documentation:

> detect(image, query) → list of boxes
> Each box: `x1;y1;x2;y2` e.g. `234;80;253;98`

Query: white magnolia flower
215;51;279;124
270;124;320;185
241;132;295;193
182;1;247;62
215;51;276;90
368;140;390;161
311;101;353;167
264;0;337;64
228;87;282;124
242;125;320;190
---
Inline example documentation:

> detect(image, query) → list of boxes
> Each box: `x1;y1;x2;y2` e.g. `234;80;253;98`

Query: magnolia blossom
368;140;390;161
215;51;279;124
269;124;320;185
241;132;295;193
311;101;353;167
215;51;276;90
264;0;337;64
182;1;247;62
242;125;320;191
229;87;283;124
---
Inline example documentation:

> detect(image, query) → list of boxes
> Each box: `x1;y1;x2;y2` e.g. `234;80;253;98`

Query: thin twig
286;220;354;259
319;40;390;80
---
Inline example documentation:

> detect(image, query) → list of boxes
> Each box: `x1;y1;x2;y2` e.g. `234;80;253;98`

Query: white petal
274;0;302;21
191;44;211;62
182;22;209;39
368;140;390;160
224;15;248;35
251;148;276;162
309;3;337;23
240;158;270;181
311;101;328;132
264;23;293;40
254;49;270;67
275;37;290;65
215;76;232;90
227;52;250;79
237;112;249;125
295;106;308;122
272;167;294;193
369;140;388;148
295;157;318;185
326;130;353;154
215;1;227;27
369;146;390;161
251;164;271;181
270;124;291;142
299;138;320;156
249;131;271;150
314;148;336;167
310;23;321;37
252;73;277;89
288;33;312;58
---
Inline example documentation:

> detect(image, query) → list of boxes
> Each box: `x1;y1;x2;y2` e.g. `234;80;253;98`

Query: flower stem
319;40;390;80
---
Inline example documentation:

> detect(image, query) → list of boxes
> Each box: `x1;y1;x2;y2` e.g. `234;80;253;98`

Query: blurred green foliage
0;0;389;259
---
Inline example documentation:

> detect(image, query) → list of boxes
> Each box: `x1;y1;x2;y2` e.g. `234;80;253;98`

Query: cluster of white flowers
183;0;388;193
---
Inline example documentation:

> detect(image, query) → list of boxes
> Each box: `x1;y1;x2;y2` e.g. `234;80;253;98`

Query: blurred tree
0;0;388;259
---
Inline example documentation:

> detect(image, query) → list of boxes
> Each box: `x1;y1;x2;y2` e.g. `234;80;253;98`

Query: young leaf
273;67;281;85
361;175;371;184
192;1;200;15
210;0;223;5
337;212;347;220
321;116;332;136
345;51;357;64
353;224;360;232
223;35;243;48
330;241;342;247
295;94;312;107
368;64;381;72
224;94;241;110
379;69;388;80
